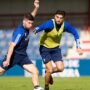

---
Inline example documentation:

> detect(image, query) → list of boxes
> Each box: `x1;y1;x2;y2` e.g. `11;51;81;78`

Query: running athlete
34;10;83;90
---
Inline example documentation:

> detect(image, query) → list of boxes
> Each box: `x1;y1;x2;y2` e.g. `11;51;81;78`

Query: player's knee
33;68;39;75
57;66;64;72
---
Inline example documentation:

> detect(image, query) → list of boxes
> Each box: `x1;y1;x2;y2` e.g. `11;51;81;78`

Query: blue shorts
0;53;32;70
39;45;62;64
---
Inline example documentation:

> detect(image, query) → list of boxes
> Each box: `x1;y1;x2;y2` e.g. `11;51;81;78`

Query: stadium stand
0;29;76;60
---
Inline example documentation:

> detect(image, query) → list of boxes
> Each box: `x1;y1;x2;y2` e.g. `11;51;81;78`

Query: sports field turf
0;77;90;90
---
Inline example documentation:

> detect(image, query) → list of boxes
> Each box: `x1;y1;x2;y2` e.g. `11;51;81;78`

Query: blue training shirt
35;19;80;48
12;25;29;55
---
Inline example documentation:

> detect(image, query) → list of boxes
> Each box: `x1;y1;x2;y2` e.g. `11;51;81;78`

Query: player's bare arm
31;0;39;17
3;42;16;67
76;39;83;55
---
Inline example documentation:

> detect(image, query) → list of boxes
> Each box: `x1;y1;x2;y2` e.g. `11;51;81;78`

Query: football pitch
0;77;90;90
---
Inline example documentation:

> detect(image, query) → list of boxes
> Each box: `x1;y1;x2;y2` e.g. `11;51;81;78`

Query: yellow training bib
40;19;64;48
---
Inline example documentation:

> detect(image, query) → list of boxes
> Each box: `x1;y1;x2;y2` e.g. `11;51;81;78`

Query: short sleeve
12;27;24;45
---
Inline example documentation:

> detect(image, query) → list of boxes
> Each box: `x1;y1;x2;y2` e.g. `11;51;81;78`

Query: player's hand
3;60;10;67
34;0;39;9
76;48;83;55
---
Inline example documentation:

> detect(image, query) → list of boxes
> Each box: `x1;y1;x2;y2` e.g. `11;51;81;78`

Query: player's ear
23;19;26;25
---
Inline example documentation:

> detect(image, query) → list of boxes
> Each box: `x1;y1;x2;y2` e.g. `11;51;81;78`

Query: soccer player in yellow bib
34;10;83;90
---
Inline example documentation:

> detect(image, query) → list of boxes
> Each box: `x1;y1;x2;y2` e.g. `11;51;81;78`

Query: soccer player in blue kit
0;0;43;90
34;10;83;90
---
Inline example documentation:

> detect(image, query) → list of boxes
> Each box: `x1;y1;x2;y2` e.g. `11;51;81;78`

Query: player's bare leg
45;61;53;90
0;67;5;75
23;64;43;90
53;61;64;73
48;61;64;85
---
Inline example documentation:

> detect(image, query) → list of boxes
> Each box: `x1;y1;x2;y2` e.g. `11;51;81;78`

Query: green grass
0;77;90;90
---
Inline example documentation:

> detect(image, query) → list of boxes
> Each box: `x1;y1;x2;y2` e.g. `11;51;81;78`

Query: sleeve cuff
35;27;39;33
76;39;81;48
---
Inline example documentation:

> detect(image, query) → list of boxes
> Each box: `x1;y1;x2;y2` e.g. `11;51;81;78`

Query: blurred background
0;0;90;77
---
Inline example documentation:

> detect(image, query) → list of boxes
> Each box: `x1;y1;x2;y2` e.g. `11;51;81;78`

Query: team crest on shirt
43;59;46;62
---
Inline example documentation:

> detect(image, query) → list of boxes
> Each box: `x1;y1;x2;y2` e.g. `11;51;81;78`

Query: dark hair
55;10;66;17
24;13;34;21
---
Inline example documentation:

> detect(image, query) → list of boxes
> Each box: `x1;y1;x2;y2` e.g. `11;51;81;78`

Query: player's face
23;18;34;29
54;14;64;25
